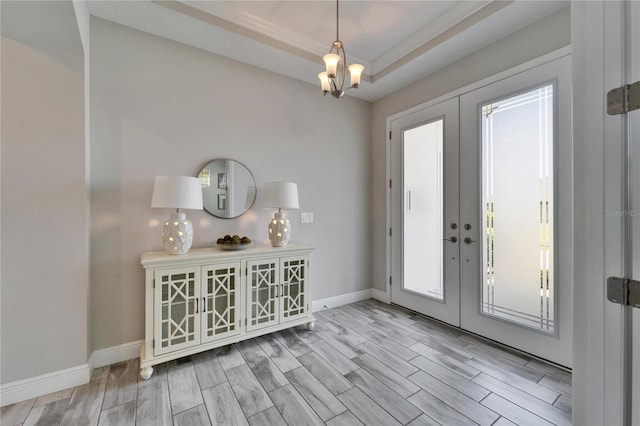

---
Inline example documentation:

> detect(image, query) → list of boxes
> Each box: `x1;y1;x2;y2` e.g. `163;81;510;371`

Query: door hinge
607;277;640;308
153;279;155;289
389;179;392;189
389;228;392;237
389;276;392;286
389;130;392;140
607;81;640;115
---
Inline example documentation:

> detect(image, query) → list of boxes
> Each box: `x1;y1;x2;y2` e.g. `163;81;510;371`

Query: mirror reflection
197;159;256;219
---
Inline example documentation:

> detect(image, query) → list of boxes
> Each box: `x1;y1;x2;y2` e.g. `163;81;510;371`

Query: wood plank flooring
1;300;572;426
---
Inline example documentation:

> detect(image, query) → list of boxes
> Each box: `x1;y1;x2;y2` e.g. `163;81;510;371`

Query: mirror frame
197;158;257;219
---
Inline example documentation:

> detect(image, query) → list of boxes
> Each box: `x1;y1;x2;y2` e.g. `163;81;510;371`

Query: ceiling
86;0;569;102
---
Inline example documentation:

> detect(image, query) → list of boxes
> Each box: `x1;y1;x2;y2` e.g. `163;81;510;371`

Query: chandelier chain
336;0;339;41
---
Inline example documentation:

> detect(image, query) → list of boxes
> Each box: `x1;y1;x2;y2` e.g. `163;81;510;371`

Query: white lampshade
318;72;331;92
151;176;203;210
323;53;340;78
348;64;364;87
263;182;299;209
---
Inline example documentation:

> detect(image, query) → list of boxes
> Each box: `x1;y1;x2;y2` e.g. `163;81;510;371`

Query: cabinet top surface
141;243;315;267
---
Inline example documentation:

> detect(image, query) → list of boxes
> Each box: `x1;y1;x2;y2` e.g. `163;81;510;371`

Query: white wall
1;1;88;384
89;18;372;351
370;7;571;293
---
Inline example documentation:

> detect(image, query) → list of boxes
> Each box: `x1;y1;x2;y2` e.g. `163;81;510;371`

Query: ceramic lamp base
162;212;193;255
268;211;291;247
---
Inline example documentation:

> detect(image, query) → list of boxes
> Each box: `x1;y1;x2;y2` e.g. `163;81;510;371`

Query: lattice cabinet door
247;258;280;332
280;256;310;323
201;262;241;343
154;267;201;355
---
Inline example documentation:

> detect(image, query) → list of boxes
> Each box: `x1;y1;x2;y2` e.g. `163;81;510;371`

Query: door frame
572;1;639;424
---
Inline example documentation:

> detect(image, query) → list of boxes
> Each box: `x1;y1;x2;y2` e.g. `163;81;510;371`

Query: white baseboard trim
312;289;373;312
1;340;142;407
89;340;143;369
0;364;90;407
3;289;382;407
372;289;389;303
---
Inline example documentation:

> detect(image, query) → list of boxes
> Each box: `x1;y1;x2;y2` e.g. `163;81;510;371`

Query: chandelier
318;0;364;98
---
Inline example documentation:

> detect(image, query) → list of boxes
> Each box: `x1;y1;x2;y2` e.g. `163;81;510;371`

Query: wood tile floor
1;300;572;426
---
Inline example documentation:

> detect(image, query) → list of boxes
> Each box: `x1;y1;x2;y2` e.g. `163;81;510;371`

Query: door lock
443;237;458;243
464;237;476;244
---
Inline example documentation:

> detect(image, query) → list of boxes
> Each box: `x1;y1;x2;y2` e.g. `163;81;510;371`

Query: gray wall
89;18;372;351
369;7;571;293
1;1;88;383
0;1;571;385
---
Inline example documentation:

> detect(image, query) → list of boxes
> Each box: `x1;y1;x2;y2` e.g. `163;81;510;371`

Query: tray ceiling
87;0;569;101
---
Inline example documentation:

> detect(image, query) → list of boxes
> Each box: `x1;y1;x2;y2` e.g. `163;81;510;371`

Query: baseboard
0;364;90;407
2;290;380;407
89;340;143;369
312;289;373;312
372;289;389;303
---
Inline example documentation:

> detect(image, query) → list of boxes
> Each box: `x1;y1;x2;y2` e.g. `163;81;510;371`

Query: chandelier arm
330;77;338;93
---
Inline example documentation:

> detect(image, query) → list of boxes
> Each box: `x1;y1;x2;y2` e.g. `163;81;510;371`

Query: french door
390;55;573;367
390;97;460;326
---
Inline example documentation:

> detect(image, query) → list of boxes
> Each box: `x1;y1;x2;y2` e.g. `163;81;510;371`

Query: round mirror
197;159;257;219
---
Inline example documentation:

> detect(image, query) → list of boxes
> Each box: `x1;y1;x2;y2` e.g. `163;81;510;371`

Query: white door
459;56;573;367
390;56;572;367
390;97;460;326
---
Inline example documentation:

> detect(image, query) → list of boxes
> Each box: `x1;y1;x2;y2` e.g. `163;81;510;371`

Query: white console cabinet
140;244;314;379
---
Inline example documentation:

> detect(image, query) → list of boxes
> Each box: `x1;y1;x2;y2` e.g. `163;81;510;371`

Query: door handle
443;237;458;243
464;237;476;244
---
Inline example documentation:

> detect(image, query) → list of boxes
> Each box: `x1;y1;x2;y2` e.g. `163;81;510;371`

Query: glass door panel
403;120;444;300
247;260;279;331
481;85;555;332
281;257;308;322
154;268;200;355
202;263;240;343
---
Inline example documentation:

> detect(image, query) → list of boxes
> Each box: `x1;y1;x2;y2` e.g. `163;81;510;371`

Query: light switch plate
300;212;314;223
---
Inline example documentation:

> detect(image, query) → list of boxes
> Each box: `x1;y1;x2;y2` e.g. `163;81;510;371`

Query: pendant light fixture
318;0;364;98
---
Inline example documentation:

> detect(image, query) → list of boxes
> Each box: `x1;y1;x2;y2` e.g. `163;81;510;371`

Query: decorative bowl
216;243;252;251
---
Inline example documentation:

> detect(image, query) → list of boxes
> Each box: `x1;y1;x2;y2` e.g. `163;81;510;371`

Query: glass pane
481;84;554;333
403;119;444;300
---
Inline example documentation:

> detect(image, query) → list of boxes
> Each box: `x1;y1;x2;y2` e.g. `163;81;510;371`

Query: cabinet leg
140;366;153;380
306;321;315;331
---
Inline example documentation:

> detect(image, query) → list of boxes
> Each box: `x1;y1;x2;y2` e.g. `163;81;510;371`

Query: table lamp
264;182;299;247
151;176;203;255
